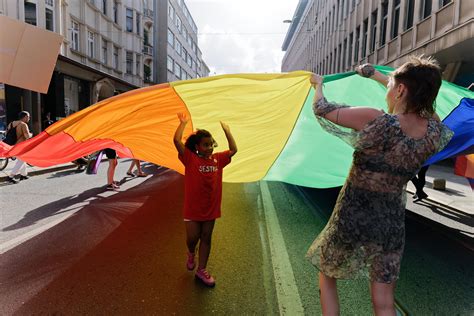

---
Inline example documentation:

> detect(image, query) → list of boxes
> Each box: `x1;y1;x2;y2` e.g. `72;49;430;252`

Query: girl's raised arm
220;122;237;157
174;113;188;156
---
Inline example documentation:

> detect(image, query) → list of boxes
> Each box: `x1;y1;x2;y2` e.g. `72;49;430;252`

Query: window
113;1;118;23
348;32;353;67
391;0;401;39
24;2;37;26
380;1;388;46
168;2;174;20
187;54;192;67
439;0;452;7
421;0;432;20
167;56;174;72
370;10;377;53
167;29;174;46
136;54;140;76
71;21;80;51
192;60;196;71
136;13;140;35
362;18;368;57
175;40;182;55
192;41;196;54
126;51;133;74
101;0;107;15
126;8;133;32
102;39;108;64
404;0;414;30
182;47;187;60
87;31;95;58
113;46;119;70
174;61;181;78
354;27;360;62
342;38;347;70
45;8;54;31
144;64;151;81
45;0;53;5
176;16;182;33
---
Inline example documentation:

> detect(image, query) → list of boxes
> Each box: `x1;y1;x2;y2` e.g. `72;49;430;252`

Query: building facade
0;0;209;134
154;0;210;84
282;0;473;87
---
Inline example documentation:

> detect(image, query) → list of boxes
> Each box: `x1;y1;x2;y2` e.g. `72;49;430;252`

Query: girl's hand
220;121;230;132
310;73;324;86
355;63;375;78
177;113;188;124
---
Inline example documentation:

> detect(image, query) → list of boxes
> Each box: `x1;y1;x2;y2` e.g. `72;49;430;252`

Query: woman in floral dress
306;56;453;316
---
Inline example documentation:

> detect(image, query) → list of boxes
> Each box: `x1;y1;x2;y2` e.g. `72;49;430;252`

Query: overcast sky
185;0;300;75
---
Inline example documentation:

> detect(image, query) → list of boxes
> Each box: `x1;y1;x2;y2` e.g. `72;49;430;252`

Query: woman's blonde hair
392;55;442;117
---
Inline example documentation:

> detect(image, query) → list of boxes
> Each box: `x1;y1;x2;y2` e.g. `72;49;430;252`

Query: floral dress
306;98;453;283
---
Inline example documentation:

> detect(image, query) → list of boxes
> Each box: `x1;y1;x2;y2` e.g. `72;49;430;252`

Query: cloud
186;0;299;74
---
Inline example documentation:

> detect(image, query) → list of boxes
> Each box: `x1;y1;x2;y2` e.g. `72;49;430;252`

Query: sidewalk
406;164;473;216
0;160;78;183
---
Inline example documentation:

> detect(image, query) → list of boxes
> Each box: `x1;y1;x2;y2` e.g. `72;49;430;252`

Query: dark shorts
104;148;117;159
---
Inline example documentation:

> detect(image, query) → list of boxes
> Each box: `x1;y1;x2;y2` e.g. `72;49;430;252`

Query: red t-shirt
179;148;231;221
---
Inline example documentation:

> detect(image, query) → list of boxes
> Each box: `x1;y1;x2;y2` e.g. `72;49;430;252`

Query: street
1;160;473;315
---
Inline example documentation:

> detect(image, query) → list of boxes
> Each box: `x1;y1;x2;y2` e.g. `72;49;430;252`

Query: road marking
259;181;305;315
0;214;71;254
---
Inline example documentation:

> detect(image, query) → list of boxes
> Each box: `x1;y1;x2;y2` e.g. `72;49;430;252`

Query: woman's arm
311;74;383;131
220;121;237;157
174;113;188;156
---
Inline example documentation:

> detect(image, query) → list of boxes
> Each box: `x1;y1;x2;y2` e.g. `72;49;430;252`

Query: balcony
143;45;153;56
144;9;153;19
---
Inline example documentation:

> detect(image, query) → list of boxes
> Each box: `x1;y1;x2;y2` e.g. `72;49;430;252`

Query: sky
185;0;300;75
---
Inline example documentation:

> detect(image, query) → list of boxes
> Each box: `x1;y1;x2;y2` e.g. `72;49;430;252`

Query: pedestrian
104;148;119;190
126;159;147;177
173;113;237;287
42;112;54;130
410;165;430;201
6;111;32;184
306;56;453;315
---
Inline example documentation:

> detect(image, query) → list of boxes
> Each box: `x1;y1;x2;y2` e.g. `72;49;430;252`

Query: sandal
137;173;147;177
106;183;120;190
126;172;136;177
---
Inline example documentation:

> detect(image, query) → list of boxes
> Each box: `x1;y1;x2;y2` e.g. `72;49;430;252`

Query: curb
405;188;472;217
0;163;78;183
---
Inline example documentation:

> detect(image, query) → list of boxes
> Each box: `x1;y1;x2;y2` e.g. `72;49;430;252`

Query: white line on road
0;214;72;254
259;181;305;315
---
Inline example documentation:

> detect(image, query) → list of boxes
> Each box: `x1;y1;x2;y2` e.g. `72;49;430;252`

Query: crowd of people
2;56;453;315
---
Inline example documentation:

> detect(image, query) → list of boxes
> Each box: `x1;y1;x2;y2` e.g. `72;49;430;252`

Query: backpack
3;123;18;145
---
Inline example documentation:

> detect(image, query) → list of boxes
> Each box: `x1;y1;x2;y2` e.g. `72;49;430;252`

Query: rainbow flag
1;67;473;188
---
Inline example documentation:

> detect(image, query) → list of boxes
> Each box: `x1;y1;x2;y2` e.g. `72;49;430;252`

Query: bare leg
319;272;340;316
127;159;136;174
370;281;396;316
136;160;147;176
198;220;215;269
185;221;201;254
107;158;117;185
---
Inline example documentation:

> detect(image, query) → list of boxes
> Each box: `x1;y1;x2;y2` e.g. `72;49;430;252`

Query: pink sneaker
195;268;215;287
186;252;195;271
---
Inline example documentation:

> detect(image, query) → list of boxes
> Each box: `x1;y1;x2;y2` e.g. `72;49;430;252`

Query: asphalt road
1;160;473;315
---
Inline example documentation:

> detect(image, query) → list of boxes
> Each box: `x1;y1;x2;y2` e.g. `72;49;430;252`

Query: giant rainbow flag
1;67;473;188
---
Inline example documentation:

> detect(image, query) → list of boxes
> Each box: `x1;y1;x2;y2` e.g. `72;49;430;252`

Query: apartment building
282;0;473;87
0;0;150;133
154;0;210;84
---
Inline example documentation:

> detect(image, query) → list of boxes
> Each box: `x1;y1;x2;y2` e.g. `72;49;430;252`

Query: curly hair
184;129;217;151
392;55;442;117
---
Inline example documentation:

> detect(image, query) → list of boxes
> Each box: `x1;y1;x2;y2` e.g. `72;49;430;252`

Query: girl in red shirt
173;113;237;287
